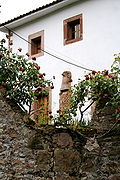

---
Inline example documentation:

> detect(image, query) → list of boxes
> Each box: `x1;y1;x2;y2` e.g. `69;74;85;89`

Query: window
28;30;44;58
64;14;83;45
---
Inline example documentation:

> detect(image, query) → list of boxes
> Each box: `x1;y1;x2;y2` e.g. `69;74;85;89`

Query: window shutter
33;95;49;124
37;95;49;116
31;88;52;124
80;14;83;40
64;22;67;44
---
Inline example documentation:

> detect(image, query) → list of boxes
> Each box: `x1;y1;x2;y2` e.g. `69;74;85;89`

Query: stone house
0;0;120;115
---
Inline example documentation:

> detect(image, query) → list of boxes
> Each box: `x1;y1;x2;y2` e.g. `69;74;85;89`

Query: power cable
3;25;92;71
45;45;90;70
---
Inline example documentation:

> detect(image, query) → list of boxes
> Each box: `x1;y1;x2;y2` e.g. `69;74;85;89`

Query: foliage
70;56;120;122
54;56;120;126
0;38;120;126
0;39;52;113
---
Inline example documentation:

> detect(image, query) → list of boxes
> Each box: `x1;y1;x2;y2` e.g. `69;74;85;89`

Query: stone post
59;71;72;113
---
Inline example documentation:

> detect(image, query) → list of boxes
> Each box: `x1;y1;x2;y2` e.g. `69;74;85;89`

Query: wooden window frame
64;14;83;45
28;30;44;58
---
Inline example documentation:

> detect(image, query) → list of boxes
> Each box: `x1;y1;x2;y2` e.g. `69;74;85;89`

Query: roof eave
0;0;79;33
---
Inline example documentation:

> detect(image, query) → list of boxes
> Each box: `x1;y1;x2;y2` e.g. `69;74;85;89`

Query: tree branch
82;101;94;113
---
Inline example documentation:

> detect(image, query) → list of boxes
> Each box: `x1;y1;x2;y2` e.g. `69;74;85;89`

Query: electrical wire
3;25;92;71
45;45;90;70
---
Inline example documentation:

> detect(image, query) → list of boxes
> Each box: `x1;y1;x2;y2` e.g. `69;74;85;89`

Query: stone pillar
59;71;72;113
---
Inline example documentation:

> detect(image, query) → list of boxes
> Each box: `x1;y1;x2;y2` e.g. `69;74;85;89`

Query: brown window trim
28;30;44;58
64;14;83;45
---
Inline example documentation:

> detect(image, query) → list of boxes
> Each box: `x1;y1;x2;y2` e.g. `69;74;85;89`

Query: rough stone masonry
0;91;120;180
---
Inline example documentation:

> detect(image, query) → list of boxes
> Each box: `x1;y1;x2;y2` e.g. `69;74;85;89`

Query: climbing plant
55;56;120;126
69;56;120;123
0;39;52;114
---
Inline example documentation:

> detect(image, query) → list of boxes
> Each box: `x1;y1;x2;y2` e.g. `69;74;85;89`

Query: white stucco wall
11;0;120;114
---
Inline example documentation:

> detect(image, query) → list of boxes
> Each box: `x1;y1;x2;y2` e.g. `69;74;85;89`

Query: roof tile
0;0;64;27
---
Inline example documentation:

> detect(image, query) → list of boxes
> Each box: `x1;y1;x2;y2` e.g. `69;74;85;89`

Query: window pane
31;37;41;55
67;20;80;40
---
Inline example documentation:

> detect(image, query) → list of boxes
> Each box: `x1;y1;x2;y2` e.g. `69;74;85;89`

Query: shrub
70;56;120;122
0;39;52;113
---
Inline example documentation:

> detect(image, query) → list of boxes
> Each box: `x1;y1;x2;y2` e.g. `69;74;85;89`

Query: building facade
0;0;120;114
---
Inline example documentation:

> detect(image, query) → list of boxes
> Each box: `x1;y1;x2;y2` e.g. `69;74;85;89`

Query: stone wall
0;94;120;180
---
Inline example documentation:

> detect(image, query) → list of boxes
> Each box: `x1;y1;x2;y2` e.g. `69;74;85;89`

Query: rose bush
70;56;120;122
0;39;52;113
52;56;120;126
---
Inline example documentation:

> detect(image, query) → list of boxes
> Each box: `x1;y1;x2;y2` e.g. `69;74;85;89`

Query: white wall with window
10;0;120;114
